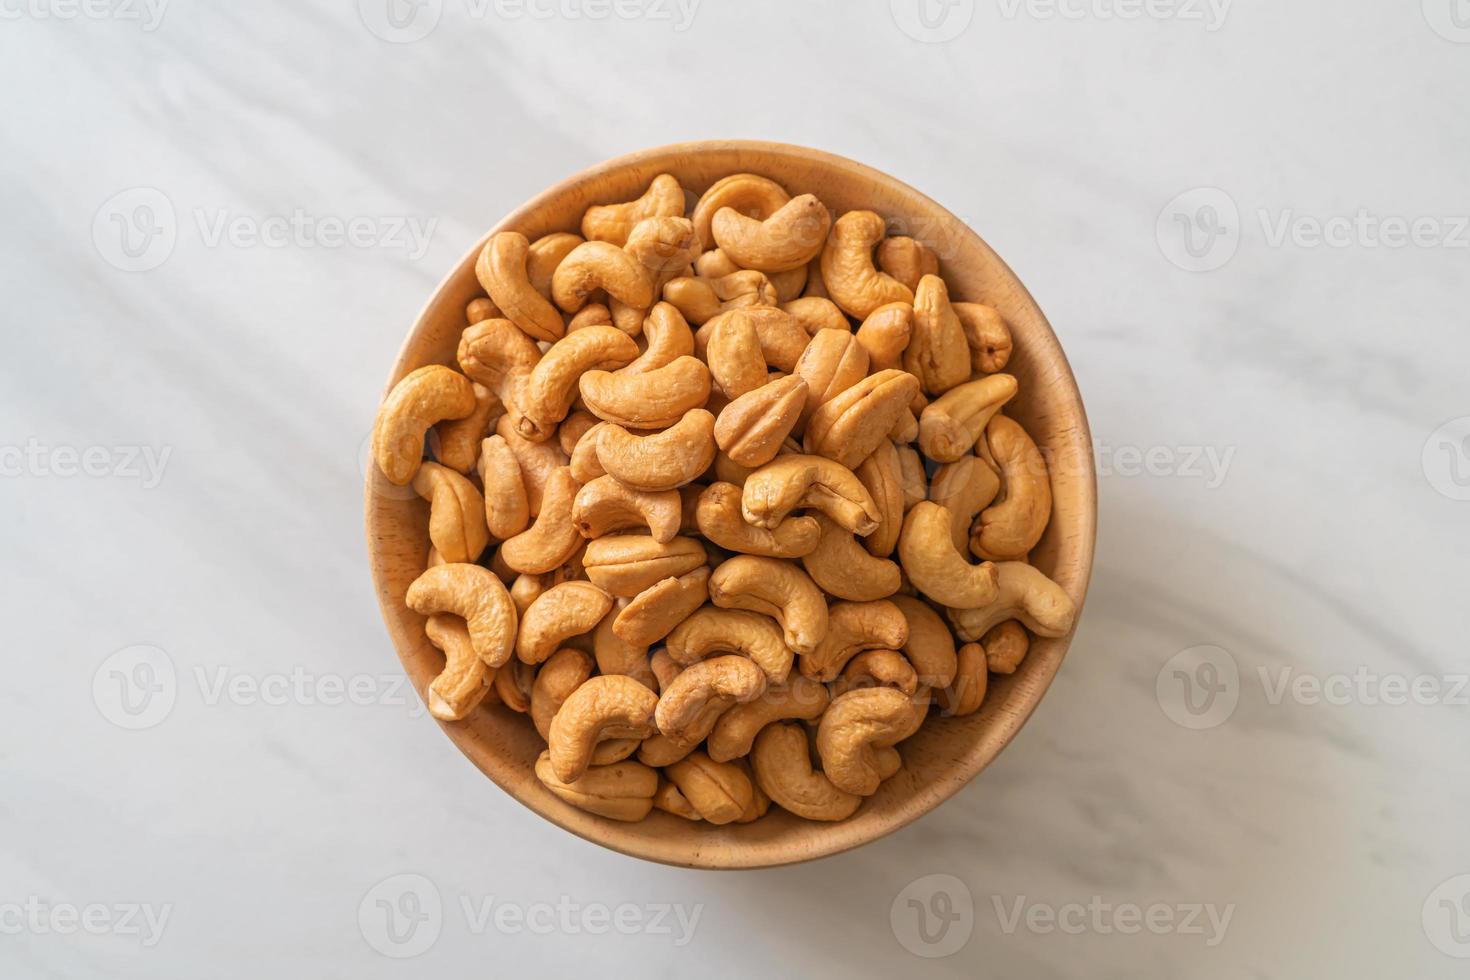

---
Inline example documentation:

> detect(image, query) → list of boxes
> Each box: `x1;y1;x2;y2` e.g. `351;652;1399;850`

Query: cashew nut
406;563;518;668
854;301;913;373
662;270;776;325
423;614;493;721
372;365;477;485
610;566;709;649
593;409;716;491
708;555;828;657
905;274;970;395
567;302;613;332
953;301;1013;374
971;414;1052;562
665;606;794;684
947;561;1076;642
707;674;829;762
579;355;710;429
530;647;594;739
780;296;849;335
494;414;567;515
799;599;909;681
652;778;702;820
654;654;767;744
509;573;546;615
793;328;870;431
664;750;758;825
581;173;685;246
855;440;905;557
516;580;613;665
983;620;1030;674
526;231;584;299
495;658;534;712
820;210;914;320
898;502;1000;609
557;410;599;456
751;722;861;822
412;461;490;564
888;594;959;690
466;296;500;323
803;368;920;470
895;444;927;510
741;454;882;536
698;306;809;373
929;455;1001;554
477;435;530;540
517;326;640;441
431;382;502;474
476;232;565;342
552;240;655;313
691;172;791;249
768;264;808;303
713;374;808;468
705;303;768;398
800;513;902;602
935;642;987;717
875;236;939;292
498;467;583;574
695;481;820;558
624;302;695;376
592;605;657;692
571;475;681;543
582;534;706;597
546;674;659;782
711;193;831;272
917;374;1018;463
535;750;658;822
833;649;918;698
815;686;927;796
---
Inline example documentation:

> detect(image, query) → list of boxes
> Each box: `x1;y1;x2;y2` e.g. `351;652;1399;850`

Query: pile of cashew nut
371;172;1076;824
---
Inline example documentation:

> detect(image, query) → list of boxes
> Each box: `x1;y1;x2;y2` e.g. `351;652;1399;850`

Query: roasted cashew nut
498;467;583;574
592;409;715;491
664;750;758;825
898;502;1000;609
516;326;640;441
706;674;830;762
768;264;808;303
705;303;769;398
653;654;767;744
665;606;794;684
929;455;1001;555
552;241;656;314
458;318;542;435
917;374;1019;463
691;172;791;249
799;599;909;682
372;365;477;485
431;383;502;474
875;236;939;292
711;193;831;272
971;414;1052;562
466;296;501;323
888;594;959;690
624;302;695;375
525;232;584;299
578;355;710;429
752;722;862;821
820;210;914;320
662;270;776;326
780;296;849;336
495;658;535;713
535;750;658;822
477;435;531;540
936;642;988;717
423;614;493;722
516;580;613;665
411;461;490;564
652;778;702;820
406;563;518;668
476;232;565;343
546;674;659;783
983;620;1030;674
591;605;657;692
803;368;920;470
708;555;829;657
694;481;821;558
953;301;1013;374
793;328;870;431
530;647;594;740
854;301;914;373
613;566;710;648
833;649;919;698
800;513;902;602
741;454;882;536
713;374;809;468
947;561;1076;642
855;440;906;558
581;173;685;246
895;444;928;510
815;686;927;796
582;534;706;597
571;475;681;543
557;410;599;456
905;274;970;395
494;415;568;516
698;307;810;373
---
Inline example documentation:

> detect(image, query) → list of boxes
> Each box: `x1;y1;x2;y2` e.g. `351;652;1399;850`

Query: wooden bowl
364;140;1096;869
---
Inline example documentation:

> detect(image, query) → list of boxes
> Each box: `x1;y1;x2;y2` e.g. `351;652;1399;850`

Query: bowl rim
364;139;1097;869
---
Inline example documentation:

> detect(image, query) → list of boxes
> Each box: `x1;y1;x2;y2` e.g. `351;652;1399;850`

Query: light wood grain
363;140;1097;869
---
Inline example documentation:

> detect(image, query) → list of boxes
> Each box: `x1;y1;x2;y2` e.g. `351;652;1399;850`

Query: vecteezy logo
889;0;974;43
1423;0;1470;42
93;645;178;730
358;873;442;958
890;873;974;958
1423;874;1470;957
358;0;443;43
92;188;177;272
1156;187;1240;272
1422;417;1470;501
1156;645;1239;730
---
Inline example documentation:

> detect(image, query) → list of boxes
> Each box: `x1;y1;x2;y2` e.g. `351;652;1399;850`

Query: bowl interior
364;140;1096;869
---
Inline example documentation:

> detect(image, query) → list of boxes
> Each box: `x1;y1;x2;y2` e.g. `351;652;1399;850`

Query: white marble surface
3;1;1468;976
